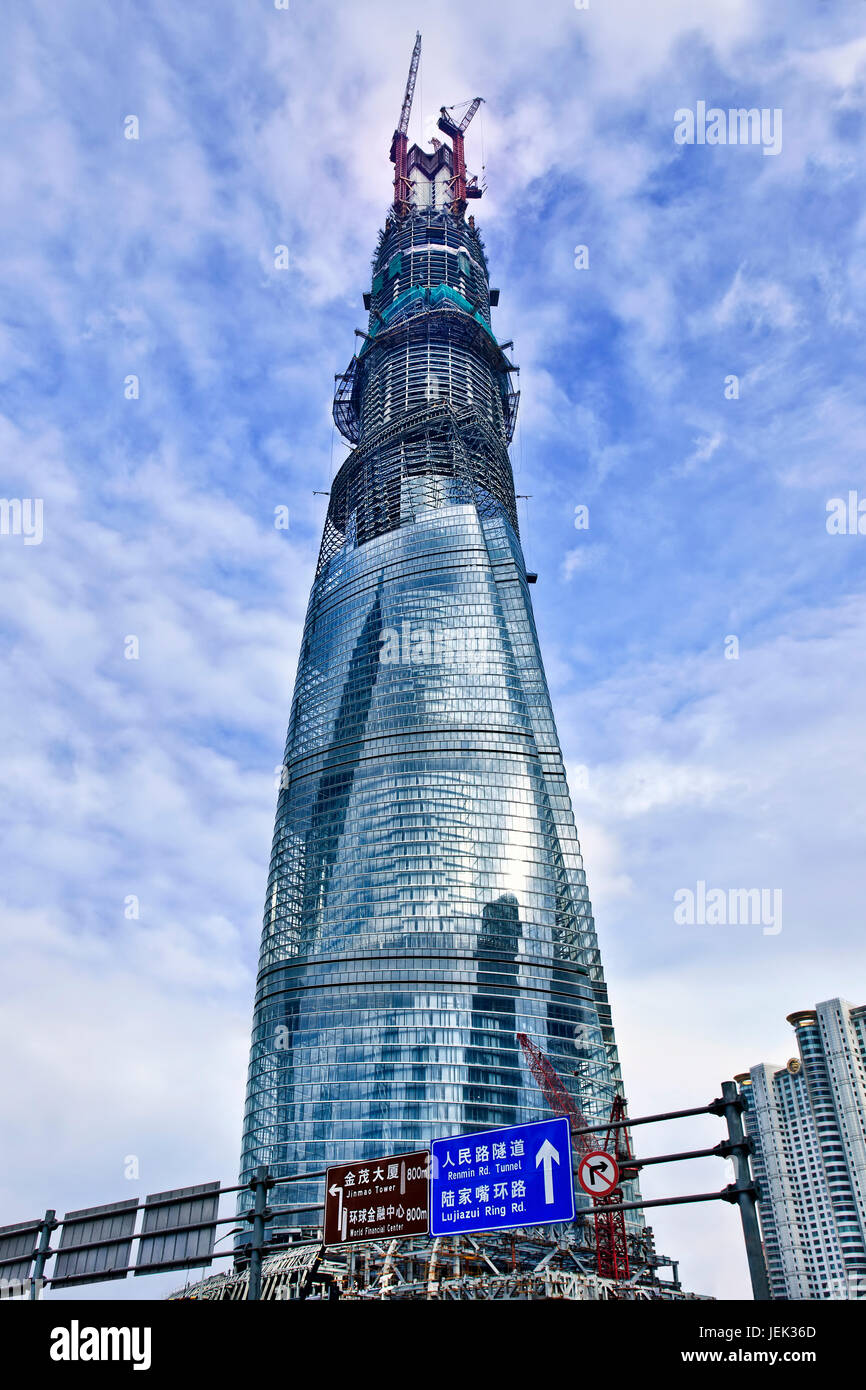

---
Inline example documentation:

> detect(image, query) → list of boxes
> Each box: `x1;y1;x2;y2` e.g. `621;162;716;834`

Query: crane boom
516;1033;596;1157
398;32;422;136
438;97;483;137
390;33;421;218
458;96;483;133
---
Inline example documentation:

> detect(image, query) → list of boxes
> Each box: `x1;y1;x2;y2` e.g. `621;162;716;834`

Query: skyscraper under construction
238;36;637;1252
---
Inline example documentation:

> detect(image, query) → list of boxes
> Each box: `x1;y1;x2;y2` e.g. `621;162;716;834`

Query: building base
170;1227;709;1302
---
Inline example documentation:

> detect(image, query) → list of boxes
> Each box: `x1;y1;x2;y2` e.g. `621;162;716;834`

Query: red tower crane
516;1032;634;1282
597;1092;636;1283
437;97;484;217
390;31;422;218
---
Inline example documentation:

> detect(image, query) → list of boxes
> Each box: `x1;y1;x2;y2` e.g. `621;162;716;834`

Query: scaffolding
171;1224;701;1302
318;400;519;576
323;205;519;582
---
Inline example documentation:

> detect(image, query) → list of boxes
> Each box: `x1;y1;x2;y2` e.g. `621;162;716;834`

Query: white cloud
561;543;605;581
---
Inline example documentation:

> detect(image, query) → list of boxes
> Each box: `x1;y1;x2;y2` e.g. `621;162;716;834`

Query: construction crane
390;31;422;218
597;1092;636;1283
437;97;484;217
517;1032;634;1282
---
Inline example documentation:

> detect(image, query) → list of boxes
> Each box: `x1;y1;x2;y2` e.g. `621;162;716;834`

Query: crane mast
517;1032;633;1282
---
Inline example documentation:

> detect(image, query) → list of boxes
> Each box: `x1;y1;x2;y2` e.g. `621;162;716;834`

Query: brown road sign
324;1150;429;1247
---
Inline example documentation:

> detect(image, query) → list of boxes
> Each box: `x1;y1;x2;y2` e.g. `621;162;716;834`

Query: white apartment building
736;997;866;1299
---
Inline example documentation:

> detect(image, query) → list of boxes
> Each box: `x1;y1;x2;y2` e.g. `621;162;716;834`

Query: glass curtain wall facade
239;131;634;1242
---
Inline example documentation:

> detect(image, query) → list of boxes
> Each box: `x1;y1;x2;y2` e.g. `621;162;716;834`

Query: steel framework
319;399;519;575
170;1225;699;1302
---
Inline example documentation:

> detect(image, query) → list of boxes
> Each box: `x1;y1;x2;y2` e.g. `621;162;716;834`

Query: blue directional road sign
430;1116;574;1236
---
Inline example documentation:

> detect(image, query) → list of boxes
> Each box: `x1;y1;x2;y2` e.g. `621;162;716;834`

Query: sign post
323;1150;429;1247
430;1117;574;1236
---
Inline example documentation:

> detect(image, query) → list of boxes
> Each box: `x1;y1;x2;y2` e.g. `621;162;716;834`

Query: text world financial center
239;54;635;1247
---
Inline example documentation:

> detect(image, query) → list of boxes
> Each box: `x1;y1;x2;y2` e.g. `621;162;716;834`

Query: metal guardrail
1;1081;770;1301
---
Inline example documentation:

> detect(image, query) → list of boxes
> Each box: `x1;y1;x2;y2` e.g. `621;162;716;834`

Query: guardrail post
31;1209;56;1300
246;1167;274;1301
719;1081;771;1301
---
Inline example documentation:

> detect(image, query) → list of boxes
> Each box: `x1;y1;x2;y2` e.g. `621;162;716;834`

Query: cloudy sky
1;0;865;1301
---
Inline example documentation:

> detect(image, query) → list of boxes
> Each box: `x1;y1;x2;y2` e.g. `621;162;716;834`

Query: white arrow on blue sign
430;1116;575;1236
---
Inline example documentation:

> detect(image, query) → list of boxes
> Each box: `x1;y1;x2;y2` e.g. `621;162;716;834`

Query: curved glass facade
239;197;632;1241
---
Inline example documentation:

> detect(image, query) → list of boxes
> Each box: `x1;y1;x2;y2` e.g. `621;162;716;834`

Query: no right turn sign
577;1150;620;1198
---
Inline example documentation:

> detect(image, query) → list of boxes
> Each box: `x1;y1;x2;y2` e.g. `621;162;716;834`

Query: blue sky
1;0;865;1299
